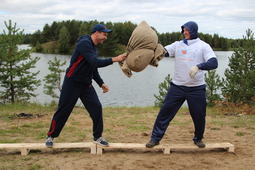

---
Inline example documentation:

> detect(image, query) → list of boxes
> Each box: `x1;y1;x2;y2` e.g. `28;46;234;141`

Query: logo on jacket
182;50;187;54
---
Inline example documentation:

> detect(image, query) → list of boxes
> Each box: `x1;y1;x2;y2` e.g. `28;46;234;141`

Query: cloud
1;0;255;39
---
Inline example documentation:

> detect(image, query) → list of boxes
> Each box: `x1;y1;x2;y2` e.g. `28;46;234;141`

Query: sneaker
93;137;109;147
45;136;54;147
146;139;159;148
194;140;206;148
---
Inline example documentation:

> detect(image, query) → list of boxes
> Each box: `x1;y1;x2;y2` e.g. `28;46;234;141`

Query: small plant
210;127;221;130
205;70;222;107
236;132;246;136
43;57;66;101
154;74;172;107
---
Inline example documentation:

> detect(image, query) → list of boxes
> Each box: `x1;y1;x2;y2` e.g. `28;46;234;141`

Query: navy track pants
151;82;207;142
47;77;103;140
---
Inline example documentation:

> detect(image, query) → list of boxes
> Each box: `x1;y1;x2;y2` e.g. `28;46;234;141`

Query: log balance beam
0;142;96;156
0;142;234;156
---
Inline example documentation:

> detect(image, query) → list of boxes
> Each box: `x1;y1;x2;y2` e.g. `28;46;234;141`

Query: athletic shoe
93;137;109;147
45;136;54;147
146;139;160;148
194;140;206;148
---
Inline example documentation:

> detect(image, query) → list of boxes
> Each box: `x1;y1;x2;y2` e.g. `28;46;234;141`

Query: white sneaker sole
93;141;109;147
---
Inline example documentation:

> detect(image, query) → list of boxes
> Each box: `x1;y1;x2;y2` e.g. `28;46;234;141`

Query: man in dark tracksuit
45;24;126;147
146;21;218;148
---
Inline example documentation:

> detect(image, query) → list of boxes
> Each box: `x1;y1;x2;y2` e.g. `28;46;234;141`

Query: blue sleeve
164;48;169;57
197;57;218;70
78;40;113;68
93;69;104;87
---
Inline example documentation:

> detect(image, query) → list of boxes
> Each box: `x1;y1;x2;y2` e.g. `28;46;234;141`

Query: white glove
189;66;199;78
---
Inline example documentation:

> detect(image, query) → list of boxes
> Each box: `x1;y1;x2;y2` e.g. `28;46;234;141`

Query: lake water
19;45;233;107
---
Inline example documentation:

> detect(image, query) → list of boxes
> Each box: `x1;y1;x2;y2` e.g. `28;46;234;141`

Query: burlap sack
126;21;158;52
119;21;166;77
126;49;154;72
150;43;166;67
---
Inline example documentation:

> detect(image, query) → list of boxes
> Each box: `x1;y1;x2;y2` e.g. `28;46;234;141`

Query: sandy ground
0;110;255;170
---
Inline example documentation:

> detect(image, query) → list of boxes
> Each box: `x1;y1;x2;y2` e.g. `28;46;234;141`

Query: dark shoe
45;136;54;147
194;140;205;148
93;137;109;147
146;139;159;148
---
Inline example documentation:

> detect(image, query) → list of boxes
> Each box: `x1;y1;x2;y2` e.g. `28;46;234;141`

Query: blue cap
92;24;112;33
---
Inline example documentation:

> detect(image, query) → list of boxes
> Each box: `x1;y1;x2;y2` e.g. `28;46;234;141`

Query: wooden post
91;144;97;154
21;148;30;156
163;147;171;154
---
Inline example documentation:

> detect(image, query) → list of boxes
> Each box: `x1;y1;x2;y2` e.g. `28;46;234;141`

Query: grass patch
210;127;221;130
0;103;255;144
236;132;246;136
230;115;255;128
128;125;150;131
0;103;53;121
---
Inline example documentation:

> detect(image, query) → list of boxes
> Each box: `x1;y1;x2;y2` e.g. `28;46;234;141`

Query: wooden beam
0;142;234;155
96;142;234;154
0;142;96;155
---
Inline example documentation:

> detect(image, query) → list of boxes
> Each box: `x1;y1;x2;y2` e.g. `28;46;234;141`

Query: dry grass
0;103;255;169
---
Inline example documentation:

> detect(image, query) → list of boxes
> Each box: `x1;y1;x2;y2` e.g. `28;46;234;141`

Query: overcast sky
1;0;255;39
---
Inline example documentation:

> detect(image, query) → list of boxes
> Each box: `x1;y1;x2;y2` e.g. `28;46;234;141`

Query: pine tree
98;28;119;56
221;29;255;104
205;70;222;107
79;22;91;36
0;20;41;103
154;74;172;107
212;34;220;49
35;41;43;52
68;19;80;45
58;26;71;54
43;57;66;100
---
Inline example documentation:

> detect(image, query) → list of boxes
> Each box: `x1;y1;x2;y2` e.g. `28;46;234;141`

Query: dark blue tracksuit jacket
47;35;113;140
66;35;113;86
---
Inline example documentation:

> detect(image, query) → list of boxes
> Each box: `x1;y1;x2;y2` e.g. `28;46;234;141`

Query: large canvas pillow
119;21;166;77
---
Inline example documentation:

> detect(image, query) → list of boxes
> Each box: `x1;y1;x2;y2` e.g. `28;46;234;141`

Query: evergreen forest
23;19;247;56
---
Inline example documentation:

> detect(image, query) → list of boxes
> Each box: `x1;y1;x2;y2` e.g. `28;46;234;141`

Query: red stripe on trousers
47;120;56;137
66;55;84;77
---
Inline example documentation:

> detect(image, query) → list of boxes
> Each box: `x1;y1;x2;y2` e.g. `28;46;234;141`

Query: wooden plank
0;142;96;155
96;142;234;154
167;142;234;153
96;143;173;154
97;143;166;148
0;142;95;149
168;142;234;149
0;142;234;155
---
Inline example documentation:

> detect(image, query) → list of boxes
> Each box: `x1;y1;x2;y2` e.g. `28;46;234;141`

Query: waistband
65;76;92;88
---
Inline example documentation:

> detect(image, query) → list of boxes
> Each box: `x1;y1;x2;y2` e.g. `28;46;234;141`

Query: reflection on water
18;45;234;107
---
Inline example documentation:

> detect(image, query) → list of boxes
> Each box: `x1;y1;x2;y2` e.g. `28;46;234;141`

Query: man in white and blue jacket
146;21;218;148
45;24;126;147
